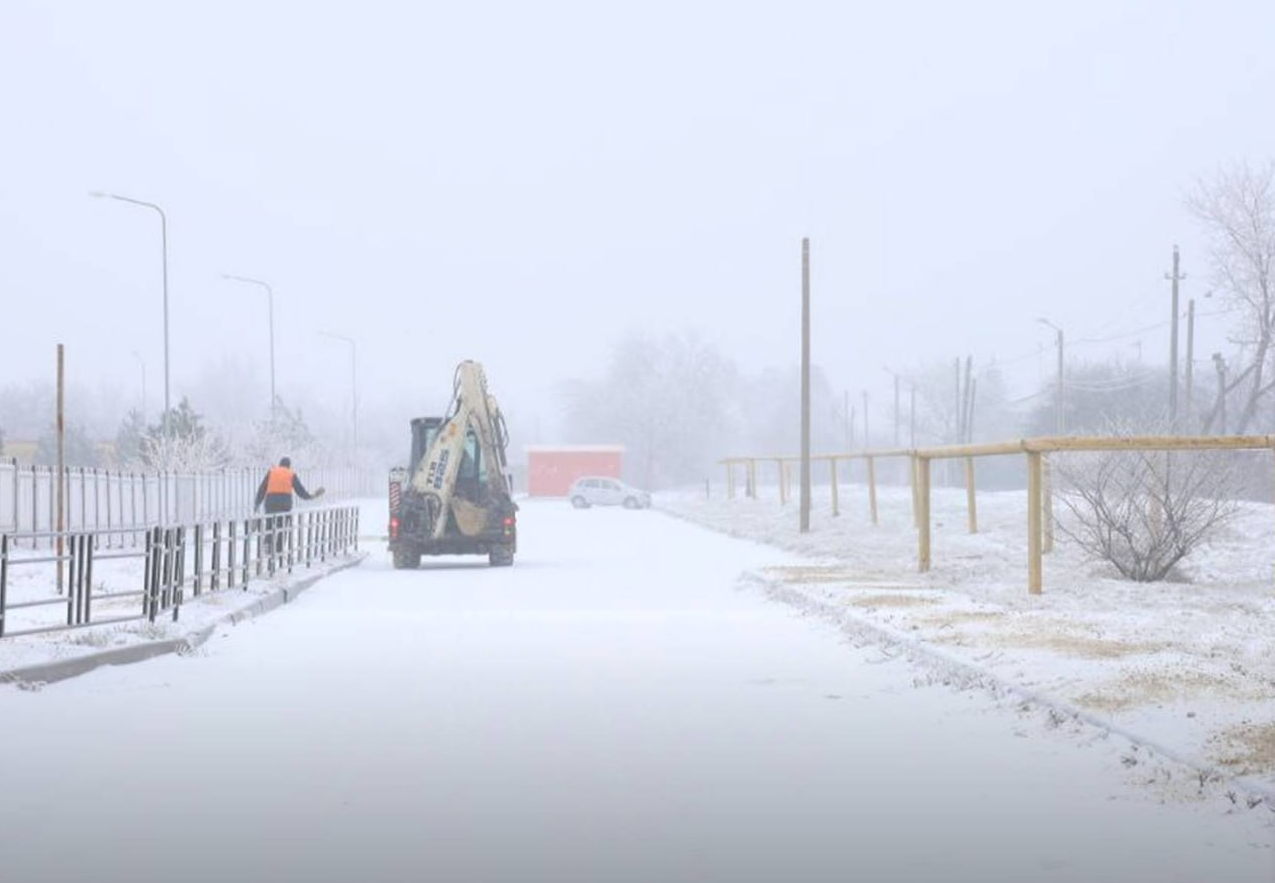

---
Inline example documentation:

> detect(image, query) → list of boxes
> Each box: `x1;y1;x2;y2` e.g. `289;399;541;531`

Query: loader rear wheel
392;546;421;570
489;546;514;567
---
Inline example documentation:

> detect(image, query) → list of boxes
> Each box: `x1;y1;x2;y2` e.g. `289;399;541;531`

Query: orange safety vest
266;466;295;495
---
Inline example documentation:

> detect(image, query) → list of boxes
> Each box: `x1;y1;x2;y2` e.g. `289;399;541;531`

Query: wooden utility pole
1166;245;1185;430
56;344;65;592
1185;298;1195;427
799;238;811;533
1213;353;1228;434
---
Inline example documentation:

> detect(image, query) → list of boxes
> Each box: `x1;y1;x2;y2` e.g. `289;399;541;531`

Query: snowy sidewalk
662;482;1275;795
0;498;384;682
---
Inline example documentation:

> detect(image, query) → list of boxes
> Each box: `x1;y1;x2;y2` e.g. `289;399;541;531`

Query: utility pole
1213;353;1228;434
1166;245;1186;430
1185;298;1195;428
799;238;811;534
1055;329;1064;434
56;344;65;593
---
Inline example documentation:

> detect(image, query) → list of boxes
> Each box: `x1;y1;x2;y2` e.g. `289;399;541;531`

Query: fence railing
722;435;1275;595
0;463;377;548
0;506;360;640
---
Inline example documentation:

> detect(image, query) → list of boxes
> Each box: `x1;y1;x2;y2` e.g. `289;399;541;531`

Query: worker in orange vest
254;456;324;515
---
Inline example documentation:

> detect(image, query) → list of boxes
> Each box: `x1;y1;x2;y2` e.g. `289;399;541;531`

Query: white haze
2;0;1273;463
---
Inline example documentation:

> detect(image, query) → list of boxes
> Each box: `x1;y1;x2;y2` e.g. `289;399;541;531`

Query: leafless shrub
1055;447;1241;582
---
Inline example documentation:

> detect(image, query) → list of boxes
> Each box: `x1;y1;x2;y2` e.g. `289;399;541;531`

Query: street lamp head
88;191;107;199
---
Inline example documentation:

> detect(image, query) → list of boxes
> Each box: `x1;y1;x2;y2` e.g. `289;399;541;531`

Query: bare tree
1188;160;1275;433
1055;446;1240;582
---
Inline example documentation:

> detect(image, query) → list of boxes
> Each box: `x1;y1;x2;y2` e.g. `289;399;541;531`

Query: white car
568;476;652;509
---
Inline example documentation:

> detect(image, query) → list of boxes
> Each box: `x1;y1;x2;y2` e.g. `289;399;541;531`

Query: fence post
242;518;251;587
211;521;221;591
965;456;978;534
227;519;237;589
145;527;160;622
11;459;18;537
193;523;204;596
104;470;113;548
910;455;920;529
1027;451;1043;595
1042;456;1055;554
917;457;932;573
172;526;185;622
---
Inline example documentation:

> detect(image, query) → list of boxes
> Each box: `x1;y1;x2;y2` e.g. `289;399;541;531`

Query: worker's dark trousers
261;500;294;563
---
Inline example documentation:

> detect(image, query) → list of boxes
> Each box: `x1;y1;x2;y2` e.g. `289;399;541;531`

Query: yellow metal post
965;456;977;534
1042;456;1055;553
910;455;919;528
726;462;735;500
1027;451;1043;594
918;457;931;572
777;460;787;505
867;455;879;526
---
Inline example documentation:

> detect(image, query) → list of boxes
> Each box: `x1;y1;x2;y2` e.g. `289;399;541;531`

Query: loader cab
409;416;488;498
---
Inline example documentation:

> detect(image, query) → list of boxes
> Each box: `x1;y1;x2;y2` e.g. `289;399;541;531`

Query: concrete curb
0;553;367;687
747;571;1275;809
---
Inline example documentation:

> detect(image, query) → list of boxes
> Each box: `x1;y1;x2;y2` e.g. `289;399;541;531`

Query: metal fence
0;462;377;548
0;506;361;639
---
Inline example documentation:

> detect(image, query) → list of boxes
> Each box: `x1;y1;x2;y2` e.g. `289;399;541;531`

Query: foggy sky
2;0;1270;446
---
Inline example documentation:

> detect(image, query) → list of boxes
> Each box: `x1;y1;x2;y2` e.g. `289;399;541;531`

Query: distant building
525;445;624;497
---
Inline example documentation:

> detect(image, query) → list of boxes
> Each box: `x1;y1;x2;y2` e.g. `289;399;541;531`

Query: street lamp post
90;191;170;425
320;332;358;457
1037;318;1064;434
222;274;276;418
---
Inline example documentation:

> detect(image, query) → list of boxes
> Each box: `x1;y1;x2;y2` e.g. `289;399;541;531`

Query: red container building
525;445;625;497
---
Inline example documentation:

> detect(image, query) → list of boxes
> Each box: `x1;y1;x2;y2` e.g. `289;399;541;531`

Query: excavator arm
408;361;511;540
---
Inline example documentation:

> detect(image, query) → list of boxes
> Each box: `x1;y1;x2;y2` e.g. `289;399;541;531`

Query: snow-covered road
0;500;1270;882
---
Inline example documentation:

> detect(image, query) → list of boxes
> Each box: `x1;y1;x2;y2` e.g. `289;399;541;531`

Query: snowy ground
0;498;1271;881
662;480;1275;794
